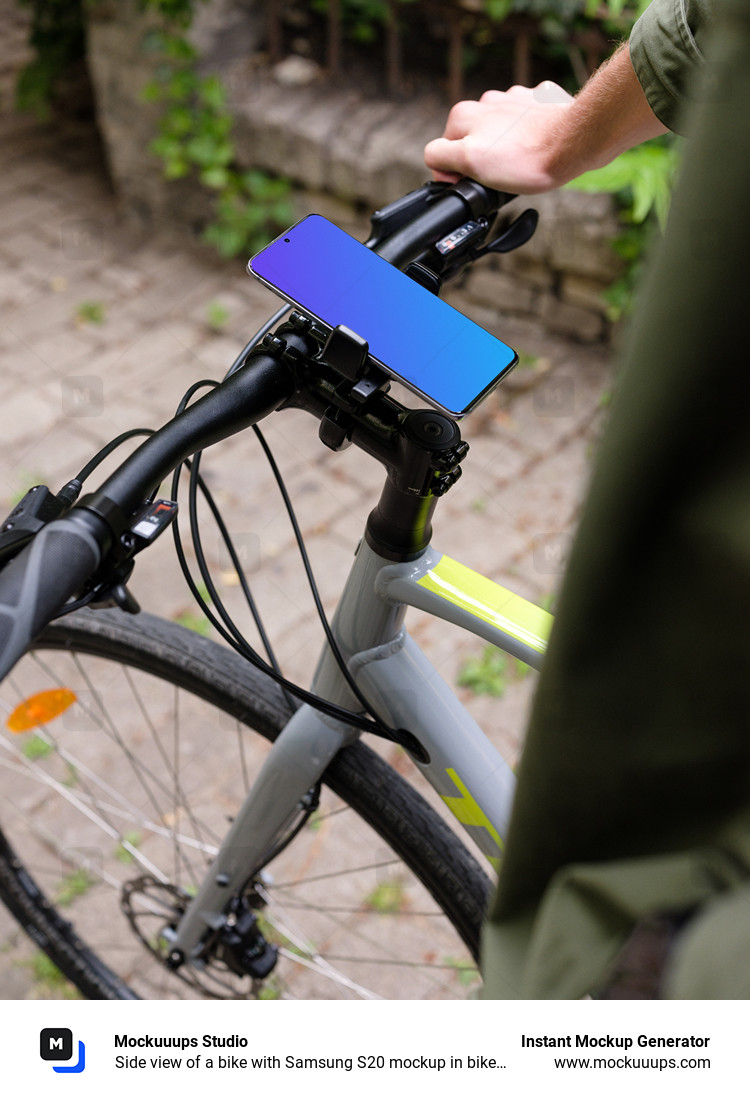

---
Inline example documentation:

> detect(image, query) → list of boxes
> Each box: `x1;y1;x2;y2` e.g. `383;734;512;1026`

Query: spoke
70;654;169;821
0;727;217;855
275;947;382;1000
322;955;475;972
0;754;220;858
19;652;212;886
0;732;169;883
257;880;467;998
270;857;402;889
270;899;444;917
123;665;218;852
73;654;204;886
0;635;478;1000
0;794;124;892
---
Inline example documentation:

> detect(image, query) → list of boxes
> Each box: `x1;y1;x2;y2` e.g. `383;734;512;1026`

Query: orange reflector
6;689;77;732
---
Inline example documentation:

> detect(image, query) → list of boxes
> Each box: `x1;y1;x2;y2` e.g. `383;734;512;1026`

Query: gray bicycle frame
169;534;552;962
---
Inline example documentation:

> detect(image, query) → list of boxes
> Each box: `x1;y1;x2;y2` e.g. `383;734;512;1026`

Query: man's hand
424;45;669;195
424;82;573;194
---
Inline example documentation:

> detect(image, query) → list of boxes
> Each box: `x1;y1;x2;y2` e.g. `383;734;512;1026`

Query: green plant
173;609;211;636
173;579;212;635
539;591;556;613
141;21;294;258
485;0;648;30
21;733;53;760
8;472;45;507
585;0;652;19
203;172;295;259
27;950;82;996
566;138;680;318
257;983;282;999
568;140;678;227
457;646;529;698
205;298;230;330
15;0;87;117
141;0;197;24
115;830;143;863
480;1;652;95
442;955;480;987
56;867;93;905
74;299;106;326
312;0;387;44
311;0;423;44
363;879;407;913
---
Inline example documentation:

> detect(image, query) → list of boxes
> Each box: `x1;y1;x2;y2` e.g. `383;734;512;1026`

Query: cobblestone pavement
0;4;613;998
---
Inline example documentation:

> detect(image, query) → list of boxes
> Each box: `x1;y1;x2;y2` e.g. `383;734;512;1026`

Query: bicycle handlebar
369;179;511;266
0;179;514;680
0;512;109;679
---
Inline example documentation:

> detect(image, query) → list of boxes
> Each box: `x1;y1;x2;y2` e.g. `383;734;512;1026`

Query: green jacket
481;0;750;999
630;0;714;130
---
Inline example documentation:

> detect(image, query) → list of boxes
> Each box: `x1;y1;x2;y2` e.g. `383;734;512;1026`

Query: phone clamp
404;262;441;295
321;324;369;382
318;325;390;451
322;324;389;401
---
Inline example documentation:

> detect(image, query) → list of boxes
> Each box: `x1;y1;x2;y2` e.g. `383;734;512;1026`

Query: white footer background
4;998;740;1098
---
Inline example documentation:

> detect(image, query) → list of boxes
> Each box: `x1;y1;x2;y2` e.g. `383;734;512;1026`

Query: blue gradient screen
249;214;517;416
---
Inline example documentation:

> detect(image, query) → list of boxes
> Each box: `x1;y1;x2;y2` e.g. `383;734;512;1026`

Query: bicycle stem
78;176;506;546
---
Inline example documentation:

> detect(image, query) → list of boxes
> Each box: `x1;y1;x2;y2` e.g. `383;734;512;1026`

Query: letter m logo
40;1029;73;1062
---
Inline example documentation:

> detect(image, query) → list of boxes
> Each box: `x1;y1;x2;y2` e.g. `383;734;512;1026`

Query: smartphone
247;214;517;418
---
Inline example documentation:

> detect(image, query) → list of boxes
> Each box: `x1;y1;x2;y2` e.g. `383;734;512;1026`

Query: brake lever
472;208;539;257
431;207;539;284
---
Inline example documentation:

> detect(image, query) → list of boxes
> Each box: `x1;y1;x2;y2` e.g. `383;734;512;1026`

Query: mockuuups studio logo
40;1028;86;1074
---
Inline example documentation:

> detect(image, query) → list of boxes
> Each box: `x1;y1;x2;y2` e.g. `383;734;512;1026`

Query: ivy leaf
203;222;246;258
565;141;679;227
164;157;190;179
162;105;194;136
187;134;233;167
162;35;198;63
200;165;231;189
167;69;197;101
199;75;227;110
485;0;513;20
140;79;164;103
149;134;183;160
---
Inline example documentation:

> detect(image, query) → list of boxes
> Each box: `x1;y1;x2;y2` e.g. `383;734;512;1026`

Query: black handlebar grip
0;513;106;681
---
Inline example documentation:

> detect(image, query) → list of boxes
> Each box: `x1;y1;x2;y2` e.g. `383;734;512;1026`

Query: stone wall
85;0;622;343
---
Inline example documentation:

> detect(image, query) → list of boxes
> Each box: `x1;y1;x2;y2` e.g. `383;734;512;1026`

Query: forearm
542;43;669;183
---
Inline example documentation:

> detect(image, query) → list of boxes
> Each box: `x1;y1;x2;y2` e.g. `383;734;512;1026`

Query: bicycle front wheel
0;609;490;999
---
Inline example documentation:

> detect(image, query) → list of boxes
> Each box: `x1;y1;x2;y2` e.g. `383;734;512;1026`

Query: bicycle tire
0;608;491;999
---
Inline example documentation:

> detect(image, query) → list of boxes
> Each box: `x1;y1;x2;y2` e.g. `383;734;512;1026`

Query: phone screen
248;214;517;417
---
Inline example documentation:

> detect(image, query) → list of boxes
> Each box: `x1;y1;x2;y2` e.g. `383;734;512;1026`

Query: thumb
424;136;467;177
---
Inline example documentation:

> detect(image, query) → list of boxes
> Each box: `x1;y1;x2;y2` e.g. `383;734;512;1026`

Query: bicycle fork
165;536;519;971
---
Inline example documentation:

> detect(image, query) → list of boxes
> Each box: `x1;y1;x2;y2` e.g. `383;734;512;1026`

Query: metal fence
264;0;616;101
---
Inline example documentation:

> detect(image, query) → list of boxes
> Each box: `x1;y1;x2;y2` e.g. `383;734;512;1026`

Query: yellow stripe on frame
417;555;552;655
441;768;503;872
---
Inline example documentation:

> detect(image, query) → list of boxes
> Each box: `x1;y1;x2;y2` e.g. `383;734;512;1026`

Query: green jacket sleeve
480;0;750;999
630;0;715;131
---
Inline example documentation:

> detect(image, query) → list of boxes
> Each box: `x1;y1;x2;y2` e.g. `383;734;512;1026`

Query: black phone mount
316;323;391;451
